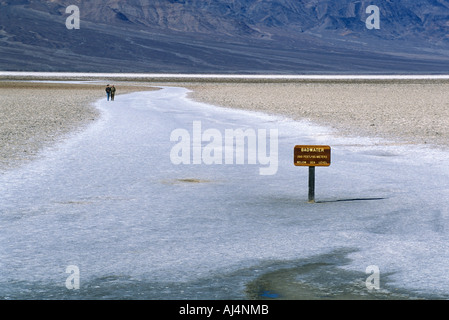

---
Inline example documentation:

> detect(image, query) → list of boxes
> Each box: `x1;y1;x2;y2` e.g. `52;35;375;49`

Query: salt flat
2;76;448;173
188;80;449;149
0;81;155;171
1;76;449;299
0;84;449;299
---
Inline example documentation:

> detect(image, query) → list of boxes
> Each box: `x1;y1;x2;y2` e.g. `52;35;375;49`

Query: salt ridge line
2;71;449;80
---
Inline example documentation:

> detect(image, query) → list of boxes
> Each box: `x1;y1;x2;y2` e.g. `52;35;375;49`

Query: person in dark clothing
110;85;116;101
105;84;111;101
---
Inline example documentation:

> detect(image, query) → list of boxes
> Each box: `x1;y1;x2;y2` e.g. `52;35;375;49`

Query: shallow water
1;86;449;299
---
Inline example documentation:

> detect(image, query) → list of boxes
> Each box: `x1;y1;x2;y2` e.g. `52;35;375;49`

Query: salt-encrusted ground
187;80;449;149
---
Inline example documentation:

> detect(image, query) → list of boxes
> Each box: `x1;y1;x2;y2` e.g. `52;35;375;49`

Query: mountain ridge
1;0;449;73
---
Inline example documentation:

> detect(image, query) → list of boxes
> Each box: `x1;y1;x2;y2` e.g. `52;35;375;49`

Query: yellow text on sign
294;145;331;167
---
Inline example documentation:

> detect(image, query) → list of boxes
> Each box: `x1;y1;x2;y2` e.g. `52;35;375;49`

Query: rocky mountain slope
1;0;449;73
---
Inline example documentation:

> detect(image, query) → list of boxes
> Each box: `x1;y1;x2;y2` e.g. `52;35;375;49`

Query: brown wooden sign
294;145;331;167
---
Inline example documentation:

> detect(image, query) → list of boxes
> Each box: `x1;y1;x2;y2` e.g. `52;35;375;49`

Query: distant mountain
1;0;449;73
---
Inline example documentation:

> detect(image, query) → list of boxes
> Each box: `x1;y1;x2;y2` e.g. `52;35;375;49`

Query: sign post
294;145;331;203
308;166;315;203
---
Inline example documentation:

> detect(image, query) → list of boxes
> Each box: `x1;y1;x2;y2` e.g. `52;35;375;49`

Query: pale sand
0;81;155;171
186;80;449;148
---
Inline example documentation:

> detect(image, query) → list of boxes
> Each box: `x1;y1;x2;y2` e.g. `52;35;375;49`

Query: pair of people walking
105;84;116;101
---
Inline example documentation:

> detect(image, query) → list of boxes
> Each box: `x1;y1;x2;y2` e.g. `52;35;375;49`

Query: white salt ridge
0;86;449;299
2;71;449;80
